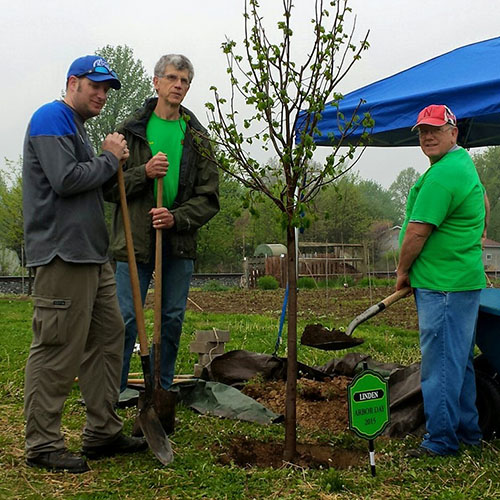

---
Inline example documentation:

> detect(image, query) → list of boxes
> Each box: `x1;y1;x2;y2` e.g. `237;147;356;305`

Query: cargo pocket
32;296;72;346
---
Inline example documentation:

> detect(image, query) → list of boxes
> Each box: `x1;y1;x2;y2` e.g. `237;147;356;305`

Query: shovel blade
300;323;365;351
138;404;174;465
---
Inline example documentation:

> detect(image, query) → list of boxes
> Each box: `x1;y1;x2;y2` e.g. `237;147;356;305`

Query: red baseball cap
412;104;457;131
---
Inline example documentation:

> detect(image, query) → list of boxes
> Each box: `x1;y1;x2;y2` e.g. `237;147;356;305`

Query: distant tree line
3;149;500;274
195;165;419;272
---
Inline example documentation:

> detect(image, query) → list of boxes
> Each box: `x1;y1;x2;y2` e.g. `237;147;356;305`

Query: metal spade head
300;323;364;351
137;401;174;465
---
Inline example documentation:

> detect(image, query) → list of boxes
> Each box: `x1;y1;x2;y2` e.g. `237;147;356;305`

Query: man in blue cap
22;55;147;473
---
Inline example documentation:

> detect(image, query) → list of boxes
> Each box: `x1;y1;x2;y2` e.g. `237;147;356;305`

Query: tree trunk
283;224;298;461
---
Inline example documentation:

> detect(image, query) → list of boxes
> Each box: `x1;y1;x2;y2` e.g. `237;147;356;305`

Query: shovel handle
345;287;412;336
118;169;173;467
380;287;413;307
117;165;149;357
153;180;163;386
154;180;163;346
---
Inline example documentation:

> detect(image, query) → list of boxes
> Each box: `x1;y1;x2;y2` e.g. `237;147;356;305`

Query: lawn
0;291;499;500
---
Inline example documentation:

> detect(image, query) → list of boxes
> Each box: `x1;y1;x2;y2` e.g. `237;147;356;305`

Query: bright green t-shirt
399;147;485;291
146;113;186;209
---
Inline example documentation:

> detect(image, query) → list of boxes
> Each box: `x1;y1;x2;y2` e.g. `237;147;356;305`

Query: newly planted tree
196;0;372;460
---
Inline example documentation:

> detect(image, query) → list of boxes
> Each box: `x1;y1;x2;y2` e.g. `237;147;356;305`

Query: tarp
307;36;500;148
172;379;283;425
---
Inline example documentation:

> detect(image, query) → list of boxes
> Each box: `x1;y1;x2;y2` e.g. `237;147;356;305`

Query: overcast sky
1;0;498;187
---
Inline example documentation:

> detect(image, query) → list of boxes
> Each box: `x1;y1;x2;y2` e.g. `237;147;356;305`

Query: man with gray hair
104;54;219;402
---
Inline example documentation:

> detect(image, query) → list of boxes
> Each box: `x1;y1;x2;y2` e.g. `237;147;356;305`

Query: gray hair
154;54;194;83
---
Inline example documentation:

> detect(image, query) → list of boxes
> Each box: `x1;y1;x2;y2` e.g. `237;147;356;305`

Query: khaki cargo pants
24;257;125;458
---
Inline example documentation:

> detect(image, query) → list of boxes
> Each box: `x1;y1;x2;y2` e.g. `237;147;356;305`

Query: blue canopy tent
308;36;500;148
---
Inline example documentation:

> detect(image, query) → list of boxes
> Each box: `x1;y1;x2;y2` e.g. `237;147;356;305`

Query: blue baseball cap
67;55;121;89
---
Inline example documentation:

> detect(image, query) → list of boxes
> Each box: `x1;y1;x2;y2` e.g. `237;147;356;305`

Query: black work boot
26;449;90;473
82;432;148;459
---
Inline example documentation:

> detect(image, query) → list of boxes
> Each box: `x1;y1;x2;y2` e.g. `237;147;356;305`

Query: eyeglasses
77;65;118;80
157;73;190;87
417;125;455;138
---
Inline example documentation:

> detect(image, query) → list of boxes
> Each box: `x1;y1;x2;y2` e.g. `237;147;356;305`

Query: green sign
348;369;390;439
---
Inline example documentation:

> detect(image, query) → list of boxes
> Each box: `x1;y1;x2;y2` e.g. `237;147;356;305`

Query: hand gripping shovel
152;180;176;434
117;165;174;465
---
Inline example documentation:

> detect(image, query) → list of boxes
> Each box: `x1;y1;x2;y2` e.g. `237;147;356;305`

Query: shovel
345;286;412;336
151;180;176;435
117;164;174;465
300;287;412;351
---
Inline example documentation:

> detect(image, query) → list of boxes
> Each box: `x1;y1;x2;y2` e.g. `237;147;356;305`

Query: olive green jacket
103;98;219;263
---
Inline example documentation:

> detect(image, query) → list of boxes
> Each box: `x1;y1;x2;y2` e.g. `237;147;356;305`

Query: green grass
1;294;499;500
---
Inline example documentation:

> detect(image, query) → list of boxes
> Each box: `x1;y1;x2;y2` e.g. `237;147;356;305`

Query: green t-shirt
146;113;186;209
399;147;485;291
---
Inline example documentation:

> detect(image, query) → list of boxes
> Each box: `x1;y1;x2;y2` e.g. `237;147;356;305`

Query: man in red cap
397;104;489;457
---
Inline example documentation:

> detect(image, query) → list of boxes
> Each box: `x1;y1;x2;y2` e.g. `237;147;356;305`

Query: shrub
257;275;279;290
297;277;317;289
201;280;230;292
316;275;355;289
357;276;396;287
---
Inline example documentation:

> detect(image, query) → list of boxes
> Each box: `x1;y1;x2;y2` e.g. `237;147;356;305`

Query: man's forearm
396;222;434;288
483;192;490;239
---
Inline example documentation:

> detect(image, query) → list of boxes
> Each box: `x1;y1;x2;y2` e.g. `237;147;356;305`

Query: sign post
347;362;390;476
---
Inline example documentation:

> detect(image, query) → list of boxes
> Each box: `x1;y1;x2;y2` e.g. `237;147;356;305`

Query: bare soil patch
242;377;351;435
185;286;419;331
217;436;364;469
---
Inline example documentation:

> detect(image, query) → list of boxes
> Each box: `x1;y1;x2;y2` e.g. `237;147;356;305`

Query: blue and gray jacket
23;100;118;267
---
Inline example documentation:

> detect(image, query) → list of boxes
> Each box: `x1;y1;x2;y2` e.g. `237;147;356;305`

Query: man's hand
102;132;129;162
145;152;169;179
396;271;411;291
149;207;175;229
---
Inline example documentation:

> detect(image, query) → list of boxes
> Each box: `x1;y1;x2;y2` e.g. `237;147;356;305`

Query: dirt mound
242;377;350;434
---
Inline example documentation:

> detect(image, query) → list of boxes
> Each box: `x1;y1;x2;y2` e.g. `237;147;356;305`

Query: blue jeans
115;252;193;391
414;288;482;455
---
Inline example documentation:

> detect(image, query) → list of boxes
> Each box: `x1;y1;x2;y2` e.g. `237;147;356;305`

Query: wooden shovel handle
153;180;163;346
153;180;163;385
117;165;149;357
345;286;412;336
380;287;413;307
